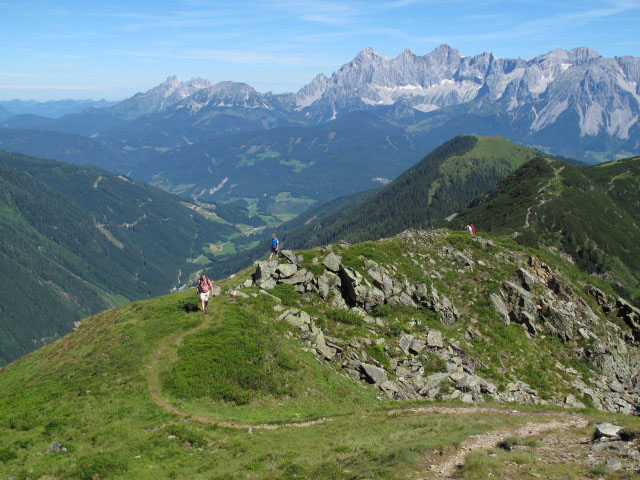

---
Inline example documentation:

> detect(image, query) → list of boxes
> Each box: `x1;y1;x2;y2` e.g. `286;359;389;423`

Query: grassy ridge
0;276;536;480
1;233;639;478
453;156;640;303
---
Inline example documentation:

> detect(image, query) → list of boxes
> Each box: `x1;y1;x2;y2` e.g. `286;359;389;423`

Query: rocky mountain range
296;45;640;142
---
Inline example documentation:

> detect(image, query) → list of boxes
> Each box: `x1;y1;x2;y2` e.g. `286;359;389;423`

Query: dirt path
524;164;564;228
146;301;590;474
412;408;588;479
146;303;326;430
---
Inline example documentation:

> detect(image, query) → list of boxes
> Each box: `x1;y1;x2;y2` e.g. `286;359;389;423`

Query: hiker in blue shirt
269;233;279;260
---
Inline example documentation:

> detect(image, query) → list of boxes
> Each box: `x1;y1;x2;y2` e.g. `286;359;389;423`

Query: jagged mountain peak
428;43;461;59
175;80;274;114
294;45;640;141
355;46;381;59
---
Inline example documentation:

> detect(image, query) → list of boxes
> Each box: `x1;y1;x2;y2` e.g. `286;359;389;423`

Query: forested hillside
0;151;238;364
453;156;640;304
0;127;125;171
207;136;543;278
276;135;541;246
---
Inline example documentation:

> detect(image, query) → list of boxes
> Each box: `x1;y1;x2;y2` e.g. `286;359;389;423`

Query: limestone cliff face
294;45;640;139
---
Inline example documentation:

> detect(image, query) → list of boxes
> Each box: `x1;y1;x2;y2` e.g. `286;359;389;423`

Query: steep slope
0;231;638;479
0;127;125;172
0;151;239;365
279;135;542;247
107;75;211;120
452;156;640;304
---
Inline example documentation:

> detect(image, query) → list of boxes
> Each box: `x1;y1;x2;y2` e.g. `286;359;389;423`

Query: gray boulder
360;363;388;385
427;330;444;348
317;271;341;299
399;334;414;353
419;372;450;395
490;293;510;324
253;260;279;286
595;422;623;439
409;338;426;354
280;250;298;265
276;263;297;279
322;252;342;272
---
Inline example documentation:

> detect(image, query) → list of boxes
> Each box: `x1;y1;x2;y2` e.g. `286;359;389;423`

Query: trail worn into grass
414;407;589;479
146;304;326;430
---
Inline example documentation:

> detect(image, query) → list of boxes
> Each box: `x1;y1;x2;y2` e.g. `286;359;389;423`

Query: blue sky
1;0;639;100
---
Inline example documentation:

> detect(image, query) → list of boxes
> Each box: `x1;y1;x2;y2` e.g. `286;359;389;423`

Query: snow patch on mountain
293;45;640;140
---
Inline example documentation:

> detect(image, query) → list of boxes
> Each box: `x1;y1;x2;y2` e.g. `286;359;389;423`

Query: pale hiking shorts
200;291;210;301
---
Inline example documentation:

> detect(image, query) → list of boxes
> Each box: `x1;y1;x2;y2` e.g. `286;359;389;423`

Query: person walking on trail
197;273;213;313
268;233;280;260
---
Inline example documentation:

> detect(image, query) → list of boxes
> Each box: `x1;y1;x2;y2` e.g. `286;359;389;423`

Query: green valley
0;151;241;365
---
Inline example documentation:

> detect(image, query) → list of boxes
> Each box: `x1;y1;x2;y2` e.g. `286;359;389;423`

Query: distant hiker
268;233;280;260
197;273;213;313
464;224;477;234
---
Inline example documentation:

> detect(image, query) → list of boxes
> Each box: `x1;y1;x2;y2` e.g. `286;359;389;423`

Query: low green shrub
165;425;208;447
0;447;17;462
327;308;364;326
421;353;447;374
372;304;392;317
365;344;390;369
68;452;128;480
271;284;300;307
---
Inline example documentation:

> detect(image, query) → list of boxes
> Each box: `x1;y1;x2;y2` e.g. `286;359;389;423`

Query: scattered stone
360;363;388;385
243;279;253;288
427;330;444;348
490;293;510;324
604;457;624;472
277;263;297;279
399;334;414;353
45;442;67;454
595;423;624;439
280;250;298;265
564;394;586;408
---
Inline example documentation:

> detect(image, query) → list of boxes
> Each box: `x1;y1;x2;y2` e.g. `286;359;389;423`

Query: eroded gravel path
413;409;588;479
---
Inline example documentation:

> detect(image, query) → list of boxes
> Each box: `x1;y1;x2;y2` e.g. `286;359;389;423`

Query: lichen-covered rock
360;363;388;385
427;330;444;348
490;293;510;324
280;249;298;265
322;252;342;272
276;263;297;279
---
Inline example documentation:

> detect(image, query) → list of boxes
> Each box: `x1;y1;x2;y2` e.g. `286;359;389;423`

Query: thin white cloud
0;85;104;91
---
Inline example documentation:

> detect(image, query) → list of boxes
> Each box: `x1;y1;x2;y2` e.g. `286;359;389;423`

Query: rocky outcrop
251;249;461;326
250;230;640;415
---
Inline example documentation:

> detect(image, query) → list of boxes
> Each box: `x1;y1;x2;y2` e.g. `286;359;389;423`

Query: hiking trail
146;298;594;476
146;301;326;430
